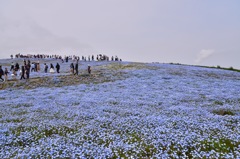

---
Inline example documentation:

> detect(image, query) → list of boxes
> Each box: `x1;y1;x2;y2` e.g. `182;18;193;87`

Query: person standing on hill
27;60;31;68
0;66;4;82
25;65;30;79
20;66;25;80
4;68;9;82
31;62;35;72
88;65;91;74
74;62;78;75
10;62;14;71
70;63;74;74
15;63;19;71
44;63;48;73
56;63;60;73
37;61;40;72
34;62;37;72
50;63;55;73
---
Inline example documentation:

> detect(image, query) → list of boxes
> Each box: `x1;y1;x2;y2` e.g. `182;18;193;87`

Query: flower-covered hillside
0;61;240;158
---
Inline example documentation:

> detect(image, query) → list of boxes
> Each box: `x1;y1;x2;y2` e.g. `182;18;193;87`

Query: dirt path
0;69;129;90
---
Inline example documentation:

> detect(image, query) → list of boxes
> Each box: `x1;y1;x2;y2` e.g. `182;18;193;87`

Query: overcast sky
0;0;240;68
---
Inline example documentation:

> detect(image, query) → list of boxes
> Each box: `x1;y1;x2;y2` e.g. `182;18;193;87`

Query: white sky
0;0;240;68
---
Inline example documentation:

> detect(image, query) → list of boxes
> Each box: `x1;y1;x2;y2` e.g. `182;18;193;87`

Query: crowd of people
1;53;121;82
13;53;122;62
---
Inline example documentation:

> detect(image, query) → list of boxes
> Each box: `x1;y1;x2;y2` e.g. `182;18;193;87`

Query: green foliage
212;109;235;116
199;138;238;154
5;118;25;123
214;101;224;106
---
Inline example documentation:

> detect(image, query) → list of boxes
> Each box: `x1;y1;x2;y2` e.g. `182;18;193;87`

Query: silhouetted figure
31;63;35;72
56;63;60;73
20;66;25;80
37;61;40;72
10;62;14;71
70;63;74;74
25;65;30;79
88;65;91;74
4;68;9;82
44;63;48;73
15;63;20;71
0;66;4;82
50;63;55;73
74;62;78;75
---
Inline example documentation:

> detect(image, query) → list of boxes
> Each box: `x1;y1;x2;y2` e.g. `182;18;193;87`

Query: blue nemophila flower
0;62;239;158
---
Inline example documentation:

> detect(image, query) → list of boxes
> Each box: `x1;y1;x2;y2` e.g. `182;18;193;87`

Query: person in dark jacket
70;63;74;74
49;63;55;73
74;62;78;75
50;63;54;69
20;66;25;80
88;65;91;74
56;63;60;73
25;65;30;79
10;62;14;71
15;63;20;71
44;63;48;73
4;68;9;82
0;66;4;81
34;62;38;72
